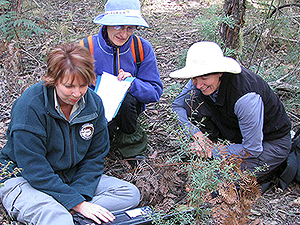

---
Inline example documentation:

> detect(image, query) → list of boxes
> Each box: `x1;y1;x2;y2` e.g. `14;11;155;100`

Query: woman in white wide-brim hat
171;41;291;191
80;0;163;161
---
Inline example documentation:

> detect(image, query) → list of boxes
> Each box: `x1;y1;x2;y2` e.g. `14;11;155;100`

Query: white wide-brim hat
170;41;241;78
93;0;149;27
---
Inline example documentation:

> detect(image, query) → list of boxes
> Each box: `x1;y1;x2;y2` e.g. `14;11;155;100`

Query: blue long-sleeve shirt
172;79;264;157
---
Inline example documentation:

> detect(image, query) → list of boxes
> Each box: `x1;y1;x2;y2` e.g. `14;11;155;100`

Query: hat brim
169;57;241;78
93;14;149;27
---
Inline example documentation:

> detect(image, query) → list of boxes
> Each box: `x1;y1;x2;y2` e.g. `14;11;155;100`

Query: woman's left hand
190;141;213;158
117;69;132;81
191;131;213;158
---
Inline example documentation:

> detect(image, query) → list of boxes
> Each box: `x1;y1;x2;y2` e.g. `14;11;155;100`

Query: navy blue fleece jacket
0;82;109;210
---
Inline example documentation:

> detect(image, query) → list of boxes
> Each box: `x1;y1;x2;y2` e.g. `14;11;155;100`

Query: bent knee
129;184;140;207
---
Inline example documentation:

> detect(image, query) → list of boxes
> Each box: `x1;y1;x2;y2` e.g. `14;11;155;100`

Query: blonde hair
43;43;95;87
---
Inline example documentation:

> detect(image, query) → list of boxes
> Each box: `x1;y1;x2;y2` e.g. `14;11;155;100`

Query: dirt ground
0;0;300;224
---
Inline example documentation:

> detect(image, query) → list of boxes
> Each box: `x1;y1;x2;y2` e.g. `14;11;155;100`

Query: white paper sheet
95;72;135;122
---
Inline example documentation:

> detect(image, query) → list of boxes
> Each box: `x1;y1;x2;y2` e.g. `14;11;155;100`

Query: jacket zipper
113;47;118;76
69;127;75;167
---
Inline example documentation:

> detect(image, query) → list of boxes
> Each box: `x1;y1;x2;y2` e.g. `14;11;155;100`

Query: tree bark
221;0;246;51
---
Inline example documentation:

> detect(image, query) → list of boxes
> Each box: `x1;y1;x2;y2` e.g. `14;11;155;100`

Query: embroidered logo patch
80;123;94;140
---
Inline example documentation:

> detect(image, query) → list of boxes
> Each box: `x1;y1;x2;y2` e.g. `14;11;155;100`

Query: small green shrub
0;0;47;41
193;5;237;52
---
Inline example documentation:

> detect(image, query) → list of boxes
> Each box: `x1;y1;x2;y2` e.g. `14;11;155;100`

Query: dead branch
269;81;299;93
269;4;300;19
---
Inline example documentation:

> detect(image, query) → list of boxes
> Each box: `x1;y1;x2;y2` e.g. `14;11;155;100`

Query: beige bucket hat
169;41;241;78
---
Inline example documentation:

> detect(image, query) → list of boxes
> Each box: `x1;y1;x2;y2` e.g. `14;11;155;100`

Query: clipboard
94;72;135;122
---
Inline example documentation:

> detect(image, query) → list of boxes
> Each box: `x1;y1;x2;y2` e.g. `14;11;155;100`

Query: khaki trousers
0;175;140;225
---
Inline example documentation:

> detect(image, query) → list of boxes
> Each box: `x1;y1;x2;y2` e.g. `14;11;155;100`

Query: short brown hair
43;43;95;87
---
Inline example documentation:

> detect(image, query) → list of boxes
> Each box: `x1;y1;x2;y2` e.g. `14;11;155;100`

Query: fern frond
0;5;48;41
13;18;47;36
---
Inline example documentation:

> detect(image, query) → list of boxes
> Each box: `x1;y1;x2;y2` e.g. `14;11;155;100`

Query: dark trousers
108;93;147;158
108;93;142;136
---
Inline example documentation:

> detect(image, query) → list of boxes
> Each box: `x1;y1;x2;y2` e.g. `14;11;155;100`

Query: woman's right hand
71;201;115;224
117;69;132;81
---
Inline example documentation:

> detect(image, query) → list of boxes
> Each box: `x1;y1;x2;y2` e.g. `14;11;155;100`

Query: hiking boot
115;125;147;158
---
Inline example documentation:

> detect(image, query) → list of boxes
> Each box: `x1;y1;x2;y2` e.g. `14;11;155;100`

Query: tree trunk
10;0;22;13
221;0;246;51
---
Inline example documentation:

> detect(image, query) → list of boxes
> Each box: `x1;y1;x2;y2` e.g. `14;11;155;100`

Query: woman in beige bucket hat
171;41;292;191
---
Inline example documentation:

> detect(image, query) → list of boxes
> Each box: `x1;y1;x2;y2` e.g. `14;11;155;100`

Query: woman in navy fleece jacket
0;43;140;225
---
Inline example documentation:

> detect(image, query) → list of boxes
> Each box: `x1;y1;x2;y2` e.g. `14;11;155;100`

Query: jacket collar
214;73;230;107
44;85;59;118
44;84;98;123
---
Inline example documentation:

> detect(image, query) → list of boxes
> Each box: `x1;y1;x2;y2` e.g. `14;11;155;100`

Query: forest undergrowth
0;0;300;224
